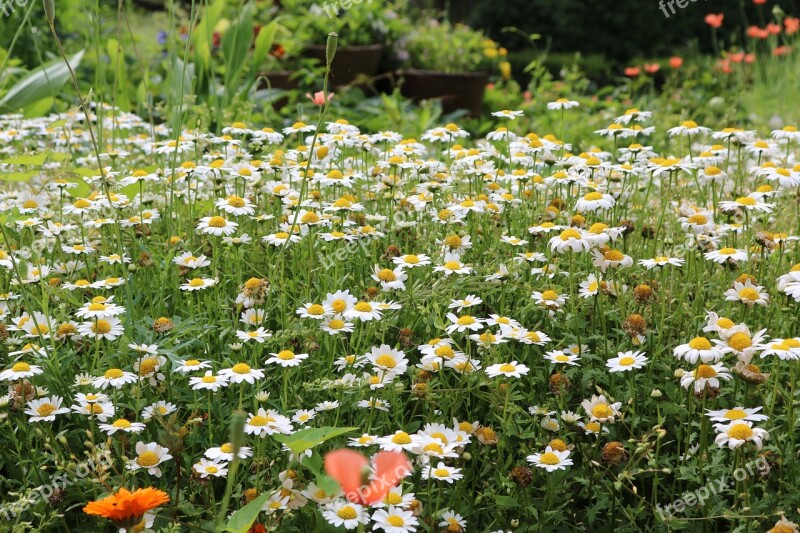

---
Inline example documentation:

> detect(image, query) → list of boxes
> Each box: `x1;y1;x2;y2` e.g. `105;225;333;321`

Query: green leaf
220;492;268;533
251;20;278;74
495;494;519;508
222;2;254;95
0;170;38;182
107;39;130;112
0;51;85;112
272;426;358;455
2;153;68;165
23;97;54;118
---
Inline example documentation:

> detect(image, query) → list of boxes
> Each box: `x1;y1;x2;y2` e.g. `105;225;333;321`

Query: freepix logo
1;0;28;17
659;0;709;19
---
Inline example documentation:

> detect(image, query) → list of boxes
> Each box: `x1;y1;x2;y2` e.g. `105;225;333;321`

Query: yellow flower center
541;290;558;301
387;516;405;527
112;419;132;428
604;250;625;261
307;304;325;315
274;232;290;239
729;333;752;351
202;375;217;383
277;350;295;360
137;451;160;467
433;469;450;478
354;302;373;312
37;404;57;417
456;316;475;326
738;288;760;301
618;357;635;366
93;320;112;334
232;363;251;374
301;212;320;224
727;424;753;440
735;197;756;206
189;278;205;287
185;360;200;367
138;358;158;375
337;506;358;519
592;404;613;418
584;192;603;201
227;195;246;208
424;442;444;454
559;228;582;240
723;409;747;420
391;431;412;445
695;365;717;378
689;337;712;350
104;368;124;379
375;354;397;368
220;443;233;453
716;318;735;329
498;363;516;373
207;216;227;228
444;235;463;248
539;452;560;465
688;214;708;224
377;269;397;282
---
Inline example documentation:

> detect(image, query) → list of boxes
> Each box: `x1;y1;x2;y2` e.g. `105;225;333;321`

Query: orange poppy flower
83;487;169;528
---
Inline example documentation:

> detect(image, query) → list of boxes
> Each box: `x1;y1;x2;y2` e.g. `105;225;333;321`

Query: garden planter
398;70;489;117
304;44;384;86
257;71;298;91
256;71;298;108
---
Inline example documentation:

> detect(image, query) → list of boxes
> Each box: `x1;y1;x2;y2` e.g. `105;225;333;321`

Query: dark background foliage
439;0;800;61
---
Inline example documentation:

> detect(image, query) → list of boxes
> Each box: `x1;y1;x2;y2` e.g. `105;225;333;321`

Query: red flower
705;14;724;28
624;66;641;77
644;63;660;74
669;56;684;69
746;26;769;39
753;0;766;4
744;53;756;63
772;46;791;56
729;52;745;63
785;17;800;35
766;23;782;35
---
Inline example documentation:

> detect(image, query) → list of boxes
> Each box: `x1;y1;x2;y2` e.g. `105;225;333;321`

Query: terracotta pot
304;44;384;86
398;70;489;117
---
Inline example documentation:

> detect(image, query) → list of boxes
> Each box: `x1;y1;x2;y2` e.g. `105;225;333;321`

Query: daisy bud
255;392;270;403
674;368;685;378
650;389;662;399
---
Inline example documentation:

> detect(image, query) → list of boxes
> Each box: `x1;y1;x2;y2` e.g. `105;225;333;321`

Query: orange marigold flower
83;487;169;528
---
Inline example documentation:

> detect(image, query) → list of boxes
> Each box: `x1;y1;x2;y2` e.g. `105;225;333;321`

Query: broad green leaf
0;51;85;112
23;97;54;118
272;426;358;455
65;177;91;198
222;2;254;92
220;492;268;533
0;170;38;182
107;39;130;111
2;153;68;165
251;20;278;73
